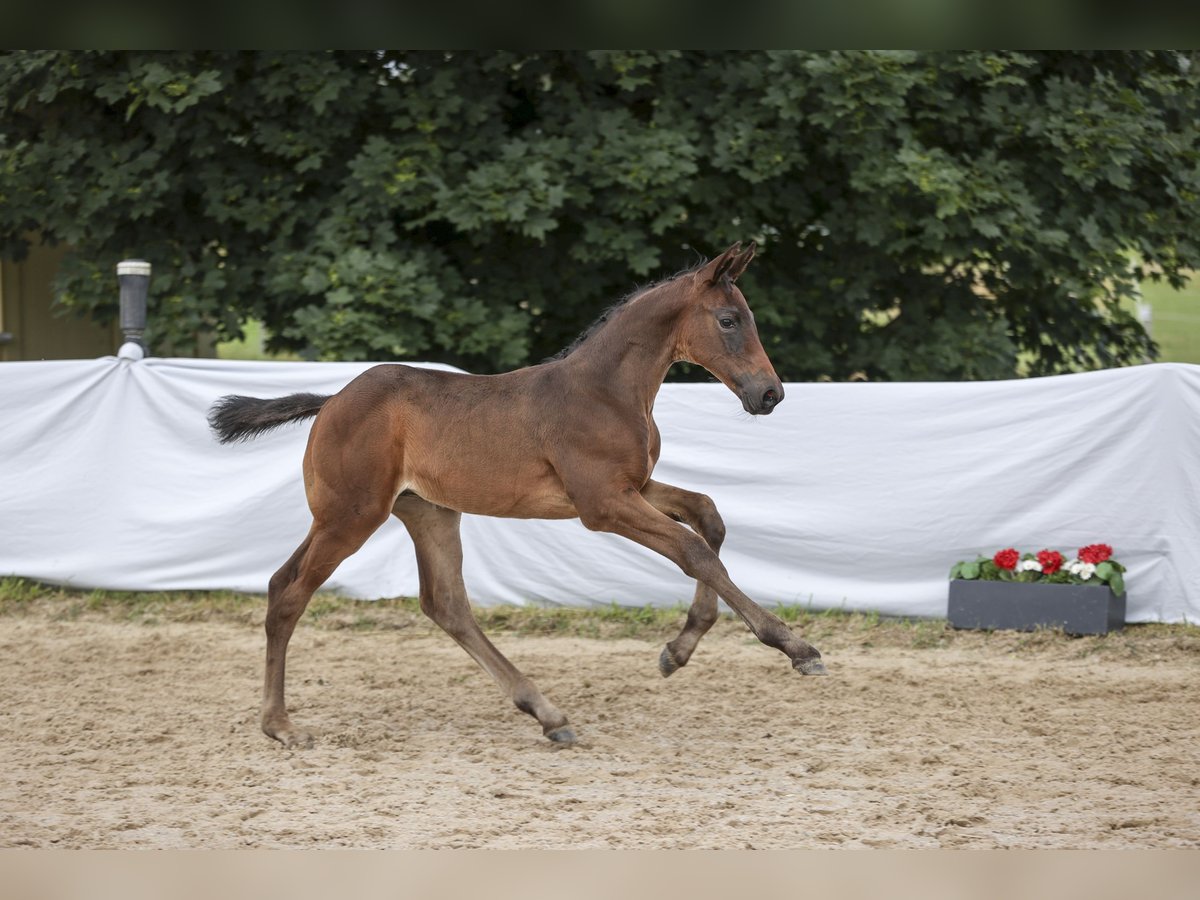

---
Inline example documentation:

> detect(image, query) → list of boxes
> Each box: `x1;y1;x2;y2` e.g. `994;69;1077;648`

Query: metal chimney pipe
116;259;151;360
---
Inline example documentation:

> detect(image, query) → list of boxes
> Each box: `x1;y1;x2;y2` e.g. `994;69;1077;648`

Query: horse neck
564;283;687;414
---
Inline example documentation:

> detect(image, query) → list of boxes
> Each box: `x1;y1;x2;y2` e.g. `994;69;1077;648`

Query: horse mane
545;298;631;362
546;256;709;362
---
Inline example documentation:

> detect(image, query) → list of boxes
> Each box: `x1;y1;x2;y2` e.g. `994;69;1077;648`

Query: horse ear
701;242;743;285
700;241;756;284
725;241;756;282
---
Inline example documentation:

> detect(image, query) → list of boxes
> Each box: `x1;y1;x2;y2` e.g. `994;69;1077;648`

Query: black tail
208;392;332;444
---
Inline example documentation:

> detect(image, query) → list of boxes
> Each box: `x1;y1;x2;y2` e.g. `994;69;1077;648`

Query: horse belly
405;460;578;520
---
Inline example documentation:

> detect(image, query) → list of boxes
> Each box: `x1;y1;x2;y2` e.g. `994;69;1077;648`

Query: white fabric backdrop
1;356;1197;622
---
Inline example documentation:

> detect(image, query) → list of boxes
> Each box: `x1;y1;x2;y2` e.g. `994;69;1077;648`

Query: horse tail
208;392;332;444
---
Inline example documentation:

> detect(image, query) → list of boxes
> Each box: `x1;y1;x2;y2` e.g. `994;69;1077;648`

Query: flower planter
948;579;1126;636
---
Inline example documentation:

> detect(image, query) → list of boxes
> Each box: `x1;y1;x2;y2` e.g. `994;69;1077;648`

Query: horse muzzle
739;379;785;416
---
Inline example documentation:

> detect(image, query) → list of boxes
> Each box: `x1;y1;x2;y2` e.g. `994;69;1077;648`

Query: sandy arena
1;610;1197;849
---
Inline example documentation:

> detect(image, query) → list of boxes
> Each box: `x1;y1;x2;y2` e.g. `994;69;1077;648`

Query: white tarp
1;357;1197;623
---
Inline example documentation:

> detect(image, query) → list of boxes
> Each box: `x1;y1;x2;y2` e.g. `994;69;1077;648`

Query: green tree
2;50;1198;379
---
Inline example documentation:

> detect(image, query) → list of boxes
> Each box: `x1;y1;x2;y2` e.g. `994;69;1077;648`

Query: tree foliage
2;50;1198;378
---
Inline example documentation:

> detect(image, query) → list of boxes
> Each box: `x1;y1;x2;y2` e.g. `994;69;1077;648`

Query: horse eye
719;317;735;329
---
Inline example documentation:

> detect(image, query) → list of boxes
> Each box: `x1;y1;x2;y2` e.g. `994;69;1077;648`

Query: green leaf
960;561;980;580
1;51;1193;375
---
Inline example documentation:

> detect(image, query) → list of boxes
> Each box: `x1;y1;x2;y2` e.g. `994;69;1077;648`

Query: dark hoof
658;645;682;678
793;657;828;676
546;726;577;745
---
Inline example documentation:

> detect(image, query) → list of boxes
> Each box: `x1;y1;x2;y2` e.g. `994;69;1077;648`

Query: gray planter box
948;579;1126;636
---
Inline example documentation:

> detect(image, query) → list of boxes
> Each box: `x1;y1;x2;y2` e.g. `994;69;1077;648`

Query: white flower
1020;559;1043;573
1067;559;1083;575
1078;562;1096;580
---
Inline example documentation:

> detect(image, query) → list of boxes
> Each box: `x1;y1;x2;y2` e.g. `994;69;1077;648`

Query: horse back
306;363;581;519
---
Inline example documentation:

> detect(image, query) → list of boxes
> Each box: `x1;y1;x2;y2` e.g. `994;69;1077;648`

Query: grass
2;576;1197;660
215;319;303;362
0;578;709;640
1140;272;1200;365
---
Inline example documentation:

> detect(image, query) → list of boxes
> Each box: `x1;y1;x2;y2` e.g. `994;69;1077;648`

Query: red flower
1037;549;1064;574
993;548;1020;570
1078;544;1113;565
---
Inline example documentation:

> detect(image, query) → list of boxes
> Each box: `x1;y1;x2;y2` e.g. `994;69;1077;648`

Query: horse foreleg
579;486;826;675
392;494;576;744
641;479;726;677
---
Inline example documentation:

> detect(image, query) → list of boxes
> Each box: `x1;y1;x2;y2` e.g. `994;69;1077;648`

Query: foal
210;242;825;748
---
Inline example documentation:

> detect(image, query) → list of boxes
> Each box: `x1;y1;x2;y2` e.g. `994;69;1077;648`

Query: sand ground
1;612;1197;849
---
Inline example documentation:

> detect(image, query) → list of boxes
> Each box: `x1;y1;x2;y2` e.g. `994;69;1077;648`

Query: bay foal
210;242;825;748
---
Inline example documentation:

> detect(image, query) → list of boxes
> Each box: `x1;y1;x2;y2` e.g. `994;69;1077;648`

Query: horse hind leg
392;494;575;745
262;509;390;748
641;480;726;677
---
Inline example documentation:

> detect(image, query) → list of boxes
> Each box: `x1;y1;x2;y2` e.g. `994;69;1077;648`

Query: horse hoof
658;645;681;678
546;726;577;745
793;657;828;676
272;728;315;749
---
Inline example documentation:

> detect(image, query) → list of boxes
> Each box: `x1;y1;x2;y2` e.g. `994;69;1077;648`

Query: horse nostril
762;389;778;406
